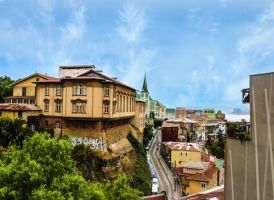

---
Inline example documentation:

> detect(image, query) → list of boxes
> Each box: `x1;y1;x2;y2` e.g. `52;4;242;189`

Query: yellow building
31;66;137;149
176;161;219;196
0;66;145;151
131;99;146;143
202;109;216;119
0;73;55;123
161;142;202;167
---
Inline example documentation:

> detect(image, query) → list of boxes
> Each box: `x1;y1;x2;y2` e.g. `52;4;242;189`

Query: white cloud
117;1;146;43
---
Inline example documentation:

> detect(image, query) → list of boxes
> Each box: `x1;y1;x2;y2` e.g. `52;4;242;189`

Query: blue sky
0;0;274;111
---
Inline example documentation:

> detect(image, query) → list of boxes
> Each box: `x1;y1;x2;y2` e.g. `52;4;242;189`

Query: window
73;85;86;96
44;100;49;112
22;87;27;96
36;78;40;82
72;101;86;113
104;104;109;114
113;87;116;98
55;121;61;129
55;100;62;113
113;102;116;114
45;120;49;127
18;111;22;119
56;86;62;96
201;182;206;189
45;85;50;96
186;153;188;156
104;86;110;97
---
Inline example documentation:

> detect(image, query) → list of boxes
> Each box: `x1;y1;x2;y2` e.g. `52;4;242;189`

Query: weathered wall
225;73;274;200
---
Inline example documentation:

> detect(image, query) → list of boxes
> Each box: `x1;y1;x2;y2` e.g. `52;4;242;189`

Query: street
148;129;181;200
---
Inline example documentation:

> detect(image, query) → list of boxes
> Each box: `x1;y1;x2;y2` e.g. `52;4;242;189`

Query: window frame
73;85;87;96
56;85;62;96
104;104;109;114
104;86;110;97
45;85;50;96
22;87;27;96
44;100;49;112
55;100;62;113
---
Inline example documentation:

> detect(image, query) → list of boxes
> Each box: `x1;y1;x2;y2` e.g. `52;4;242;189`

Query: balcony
242;88;250;103
226;122;251;140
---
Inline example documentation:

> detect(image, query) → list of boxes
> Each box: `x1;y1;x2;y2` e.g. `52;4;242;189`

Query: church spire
141;71;149;93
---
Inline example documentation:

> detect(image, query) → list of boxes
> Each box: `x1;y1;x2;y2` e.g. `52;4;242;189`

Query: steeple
141;71;149;93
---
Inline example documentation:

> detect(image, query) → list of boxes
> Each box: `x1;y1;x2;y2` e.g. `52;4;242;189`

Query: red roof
180;190;224;200
201;152;210;162
4;96;35;99
0;104;34;111
176;108;186;115
186;110;203;114
142;193;167;200
187;164;218;182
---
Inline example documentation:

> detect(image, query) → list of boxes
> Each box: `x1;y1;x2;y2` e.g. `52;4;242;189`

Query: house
161;142;202;168
0;73;57;123
0;66;145;151
202;109;216;119
165;108;176;119
176;162;219;196
176;107;186;119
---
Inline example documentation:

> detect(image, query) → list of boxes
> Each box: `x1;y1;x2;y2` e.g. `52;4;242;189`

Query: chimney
59;65;94;78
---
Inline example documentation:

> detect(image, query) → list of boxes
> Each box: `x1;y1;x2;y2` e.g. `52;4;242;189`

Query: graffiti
71;137;107;150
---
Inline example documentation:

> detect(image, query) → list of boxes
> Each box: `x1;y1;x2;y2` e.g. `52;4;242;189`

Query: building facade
0;66;145;152
137;73;166;119
225;72;274;200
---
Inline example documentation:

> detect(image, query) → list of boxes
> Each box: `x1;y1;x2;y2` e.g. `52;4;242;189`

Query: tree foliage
0;133;142;200
0;117;33;148
127;133;151;195
0;76;14;103
153;119;163;129
143;123;154;147
206;130;224;159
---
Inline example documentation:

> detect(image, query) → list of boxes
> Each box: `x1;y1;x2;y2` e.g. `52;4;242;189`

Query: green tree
0;117;33;148
153;119;163;129
127;133;151;195
0;133;142;200
105;176;142;200
0;133;106;200
143;123;154;147
0;76;14;103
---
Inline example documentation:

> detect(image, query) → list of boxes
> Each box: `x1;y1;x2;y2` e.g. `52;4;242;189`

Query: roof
166;118;197;124
166;108;176;113
11;73;59;86
181;161;210;170
78;68;136;91
141;193;167;200
162;142;201;152
0;104;42;111
141;72;149;93
176;108;186;115
187;164;219;182
179;187;224;200
59;65;95;69
4;96;36;99
187;109;203;114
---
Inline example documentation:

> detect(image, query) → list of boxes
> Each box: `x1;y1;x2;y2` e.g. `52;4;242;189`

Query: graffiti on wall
71;137;107;150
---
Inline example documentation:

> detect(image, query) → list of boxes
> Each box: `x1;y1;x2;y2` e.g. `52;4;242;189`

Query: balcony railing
226;122;251;140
